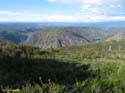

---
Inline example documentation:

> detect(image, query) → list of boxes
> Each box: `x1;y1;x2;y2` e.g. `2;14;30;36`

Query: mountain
0;23;125;48
0;31;27;44
105;32;125;42
25;30;88;48
25;27;111;48
0;36;10;45
1;21;125;28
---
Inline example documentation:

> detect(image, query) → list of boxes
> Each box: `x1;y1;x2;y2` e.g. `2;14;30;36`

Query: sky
0;0;125;22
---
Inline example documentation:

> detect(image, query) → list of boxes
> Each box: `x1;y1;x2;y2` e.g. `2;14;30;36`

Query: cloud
0;10;125;22
82;0;125;16
117;4;122;7
48;0;82;4
0;10;75;22
48;0;57;2
48;0;125;18
109;4;123;8
0;11;21;16
84;0;102;4
0;11;43;17
110;4;115;8
0;18;10;21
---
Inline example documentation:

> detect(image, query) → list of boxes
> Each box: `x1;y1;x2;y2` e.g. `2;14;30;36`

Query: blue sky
0;0;125;22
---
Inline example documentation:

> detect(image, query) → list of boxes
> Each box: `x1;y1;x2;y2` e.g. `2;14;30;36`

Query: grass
1;41;125;92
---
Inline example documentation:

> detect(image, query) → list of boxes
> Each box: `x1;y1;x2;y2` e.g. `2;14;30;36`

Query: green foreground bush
0;42;125;93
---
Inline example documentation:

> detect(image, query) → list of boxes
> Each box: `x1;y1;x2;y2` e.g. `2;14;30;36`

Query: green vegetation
0;41;125;93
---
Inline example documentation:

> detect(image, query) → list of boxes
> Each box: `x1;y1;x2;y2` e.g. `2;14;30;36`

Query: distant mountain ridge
0;23;125;48
25;30;88;48
0;21;125;27
25;27;111;48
